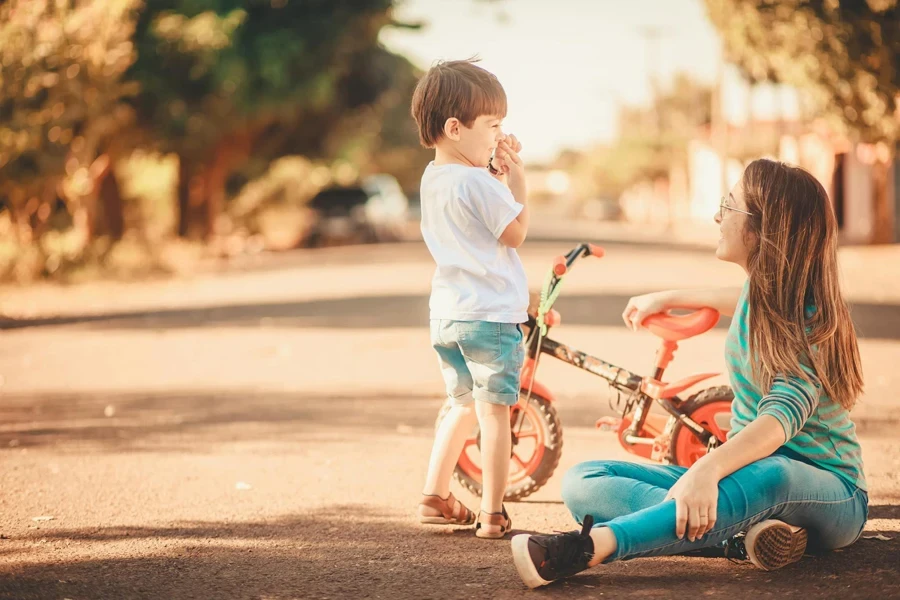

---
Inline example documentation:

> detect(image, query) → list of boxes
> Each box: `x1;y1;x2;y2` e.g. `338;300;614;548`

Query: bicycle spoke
512;453;528;471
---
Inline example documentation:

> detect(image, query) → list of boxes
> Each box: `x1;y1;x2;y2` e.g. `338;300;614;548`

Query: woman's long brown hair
742;159;864;410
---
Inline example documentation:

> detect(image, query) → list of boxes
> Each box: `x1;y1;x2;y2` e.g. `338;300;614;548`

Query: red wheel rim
673;400;731;467
456;403;547;486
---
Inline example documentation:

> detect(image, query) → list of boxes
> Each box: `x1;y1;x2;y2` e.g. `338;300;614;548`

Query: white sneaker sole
744;520;807;571
511;534;553;588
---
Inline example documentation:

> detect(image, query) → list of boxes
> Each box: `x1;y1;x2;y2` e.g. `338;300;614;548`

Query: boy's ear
443;117;461;141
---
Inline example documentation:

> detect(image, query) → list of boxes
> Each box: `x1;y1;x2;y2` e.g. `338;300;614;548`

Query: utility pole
637;26;673;228
711;35;729;200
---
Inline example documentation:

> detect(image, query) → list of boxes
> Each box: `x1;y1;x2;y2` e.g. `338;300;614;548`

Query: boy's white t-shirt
419;162;528;323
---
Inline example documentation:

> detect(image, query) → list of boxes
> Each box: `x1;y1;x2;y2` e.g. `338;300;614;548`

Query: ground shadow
2;378;897;455
868;504;900;520
0;290;900;339
1;505;897;600
2;292;898;340
0;389;445;454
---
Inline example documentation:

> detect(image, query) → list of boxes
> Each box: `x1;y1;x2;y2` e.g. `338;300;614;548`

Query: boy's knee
456;402;476;416
475;399;509;418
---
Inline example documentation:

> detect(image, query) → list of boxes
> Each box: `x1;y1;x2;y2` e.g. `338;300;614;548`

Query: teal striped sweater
725;281;867;491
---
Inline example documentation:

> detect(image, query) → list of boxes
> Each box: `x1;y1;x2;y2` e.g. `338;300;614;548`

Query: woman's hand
665;462;721;541
621;291;672;331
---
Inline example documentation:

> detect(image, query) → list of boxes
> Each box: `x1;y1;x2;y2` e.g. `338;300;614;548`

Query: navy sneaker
511;515;596;588
681;532;748;561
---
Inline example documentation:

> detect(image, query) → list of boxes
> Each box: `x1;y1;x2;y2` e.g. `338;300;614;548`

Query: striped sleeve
758;369;821;440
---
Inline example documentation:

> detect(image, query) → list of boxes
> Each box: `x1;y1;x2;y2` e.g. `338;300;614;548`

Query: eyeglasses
719;196;754;220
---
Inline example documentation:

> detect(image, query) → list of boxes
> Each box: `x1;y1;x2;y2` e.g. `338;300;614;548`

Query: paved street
1;221;898;599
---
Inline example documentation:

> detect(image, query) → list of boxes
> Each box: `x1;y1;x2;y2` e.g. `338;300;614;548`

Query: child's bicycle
435;242;734;501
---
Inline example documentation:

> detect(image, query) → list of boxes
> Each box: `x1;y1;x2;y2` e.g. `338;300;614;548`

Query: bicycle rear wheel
667;386;733;467
435;392;563;501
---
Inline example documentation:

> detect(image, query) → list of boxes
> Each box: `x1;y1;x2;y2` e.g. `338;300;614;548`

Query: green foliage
0;0;138;194
128;0;397;158
0;0;433;279
566;75;713;199
705;0;900;143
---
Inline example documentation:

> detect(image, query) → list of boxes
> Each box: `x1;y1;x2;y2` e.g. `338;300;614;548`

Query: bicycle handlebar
552;256;568;276
558;242;605;274
531;242;607;339
540;242;606;311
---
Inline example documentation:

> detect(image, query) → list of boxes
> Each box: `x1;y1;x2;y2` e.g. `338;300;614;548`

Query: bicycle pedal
595;417;621;431
651;434;671;461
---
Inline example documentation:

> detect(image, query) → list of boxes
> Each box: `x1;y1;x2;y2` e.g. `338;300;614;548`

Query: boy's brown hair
410;59;507;148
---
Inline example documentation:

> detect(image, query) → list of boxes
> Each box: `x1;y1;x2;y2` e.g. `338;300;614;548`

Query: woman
511;159;868;588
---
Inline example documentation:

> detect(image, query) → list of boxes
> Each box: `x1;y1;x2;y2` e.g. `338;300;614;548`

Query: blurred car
303;174;410;247
406;191;421;221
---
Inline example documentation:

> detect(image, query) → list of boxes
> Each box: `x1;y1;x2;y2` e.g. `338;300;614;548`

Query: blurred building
525;168;572;207
626;65;899;244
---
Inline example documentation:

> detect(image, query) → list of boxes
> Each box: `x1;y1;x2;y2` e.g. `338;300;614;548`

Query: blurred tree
265;45;431;193
0;0;138;262
128;0;421;240
706;0;899;144
705;0;900;241
364;49;433;193
566;75;712;201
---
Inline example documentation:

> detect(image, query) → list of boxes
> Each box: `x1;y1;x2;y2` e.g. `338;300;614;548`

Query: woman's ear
443;117;461;141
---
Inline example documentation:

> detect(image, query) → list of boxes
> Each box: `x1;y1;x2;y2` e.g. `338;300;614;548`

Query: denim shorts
430;320;525;406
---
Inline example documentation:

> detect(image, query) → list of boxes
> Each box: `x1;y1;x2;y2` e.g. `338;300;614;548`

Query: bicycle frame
518;243;720;460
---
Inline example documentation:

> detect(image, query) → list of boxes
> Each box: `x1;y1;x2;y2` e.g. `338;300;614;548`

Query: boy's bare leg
422;403;477;498
475;400;511;520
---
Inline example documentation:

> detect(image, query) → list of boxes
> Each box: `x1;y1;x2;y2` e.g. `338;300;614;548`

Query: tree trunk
96;167;125;241
178;156;216;240
871;154;894;244
204;131;257;242
8;187;33;246
205;152;227;242
177;156;192;238
178;129;257;241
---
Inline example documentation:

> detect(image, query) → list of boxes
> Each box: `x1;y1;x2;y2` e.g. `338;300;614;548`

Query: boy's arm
494;138;528;248
498;200;528;248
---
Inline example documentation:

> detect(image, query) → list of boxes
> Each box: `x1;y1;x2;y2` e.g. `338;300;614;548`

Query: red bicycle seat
642;308;720;342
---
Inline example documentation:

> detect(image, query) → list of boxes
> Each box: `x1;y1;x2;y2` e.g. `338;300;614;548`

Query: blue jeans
430;320;524;406
561;450;868;562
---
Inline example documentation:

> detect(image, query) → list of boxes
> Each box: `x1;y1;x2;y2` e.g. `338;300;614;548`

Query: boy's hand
492;134;523;177
493;135;526;203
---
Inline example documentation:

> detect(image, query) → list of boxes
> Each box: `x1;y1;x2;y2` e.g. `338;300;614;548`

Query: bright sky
380;0;723;163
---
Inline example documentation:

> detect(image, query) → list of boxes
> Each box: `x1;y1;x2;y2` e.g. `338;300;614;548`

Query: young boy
411;59;529;539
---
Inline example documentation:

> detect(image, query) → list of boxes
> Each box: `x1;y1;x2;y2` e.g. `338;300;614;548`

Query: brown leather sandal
475;505;512;539
418;492;476;525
